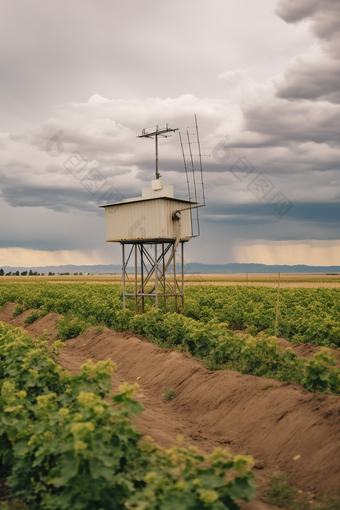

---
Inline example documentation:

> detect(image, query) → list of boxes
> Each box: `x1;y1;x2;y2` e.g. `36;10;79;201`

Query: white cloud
219;69;272;104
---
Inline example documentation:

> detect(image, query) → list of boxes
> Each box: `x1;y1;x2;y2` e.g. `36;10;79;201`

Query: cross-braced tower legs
121;241;185;313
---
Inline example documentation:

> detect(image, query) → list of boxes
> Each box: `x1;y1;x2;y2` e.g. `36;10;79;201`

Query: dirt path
1;303;340;509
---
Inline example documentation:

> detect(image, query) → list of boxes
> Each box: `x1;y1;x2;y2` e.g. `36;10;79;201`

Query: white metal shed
99;181;195;243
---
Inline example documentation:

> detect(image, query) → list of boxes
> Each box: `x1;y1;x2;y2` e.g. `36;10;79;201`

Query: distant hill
1;263;339;274
183;263;340;274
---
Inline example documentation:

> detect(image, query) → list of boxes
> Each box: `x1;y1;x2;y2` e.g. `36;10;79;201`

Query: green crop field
1;282;340;508
0;321;255;509
0;283;339;396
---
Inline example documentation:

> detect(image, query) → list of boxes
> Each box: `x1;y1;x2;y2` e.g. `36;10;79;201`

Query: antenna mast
179;114;206;237
138;124;178;180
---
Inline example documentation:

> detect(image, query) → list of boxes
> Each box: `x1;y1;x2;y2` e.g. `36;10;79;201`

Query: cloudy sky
0;0;339;267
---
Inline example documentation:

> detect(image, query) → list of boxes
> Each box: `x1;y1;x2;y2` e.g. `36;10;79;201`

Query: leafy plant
0;503;29;510
265;472;298;507
302;349;338;393
24;310;47;324
55;315;89;340
316;494;340;510
12;305;25;317
1;283;340;395
0;321;257;510
265;472;340;510
94;325;104;334
163;388;175;401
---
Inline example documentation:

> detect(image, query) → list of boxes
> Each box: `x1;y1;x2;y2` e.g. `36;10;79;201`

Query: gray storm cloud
275;0;320;24
0;0;339;265
275;0;340;103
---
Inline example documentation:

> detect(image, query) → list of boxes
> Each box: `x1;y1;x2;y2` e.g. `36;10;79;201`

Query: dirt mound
1;303;340;505
275;337;293;350
0;303;59;341
275;335;340;366
54;332;340;501
276;337;322;358
0;303;36;328
292;343;321;359
232;331;340;366
26;313;60;341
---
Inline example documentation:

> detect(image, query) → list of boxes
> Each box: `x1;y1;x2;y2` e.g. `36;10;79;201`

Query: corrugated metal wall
105;199;192;242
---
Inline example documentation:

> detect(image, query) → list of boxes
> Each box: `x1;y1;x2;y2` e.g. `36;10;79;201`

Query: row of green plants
1;283;340;347
0;321;256;509
2;283;339;395
184;286;340;348
1;283;340;395
114;308;340;395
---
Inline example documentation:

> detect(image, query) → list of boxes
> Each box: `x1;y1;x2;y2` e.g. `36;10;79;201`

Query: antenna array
138;124;178;180
179;114;206;238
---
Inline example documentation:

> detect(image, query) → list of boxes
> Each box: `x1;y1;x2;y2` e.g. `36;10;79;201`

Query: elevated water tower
100;117;205;313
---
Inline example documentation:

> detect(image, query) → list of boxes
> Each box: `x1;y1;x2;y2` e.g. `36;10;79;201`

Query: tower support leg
121;241;187;314
135;244;138;315
141;246;145;313
173;243;178;313
122;243;126;310
181;242;185;309
155;244;158;310
162;242;166;313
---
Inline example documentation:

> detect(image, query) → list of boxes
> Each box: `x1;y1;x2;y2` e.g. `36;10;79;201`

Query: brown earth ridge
1;303;340;509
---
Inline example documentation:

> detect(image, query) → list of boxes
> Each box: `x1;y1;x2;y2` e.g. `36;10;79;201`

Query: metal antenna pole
187;128;200;237
179;131;194;236
155;130;159;179
187;129;198;203
179;131;191;200
138;124;178;182
195;114;206;206
177;115;206;238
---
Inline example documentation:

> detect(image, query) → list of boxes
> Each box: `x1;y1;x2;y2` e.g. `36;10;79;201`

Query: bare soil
1;303;340;509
